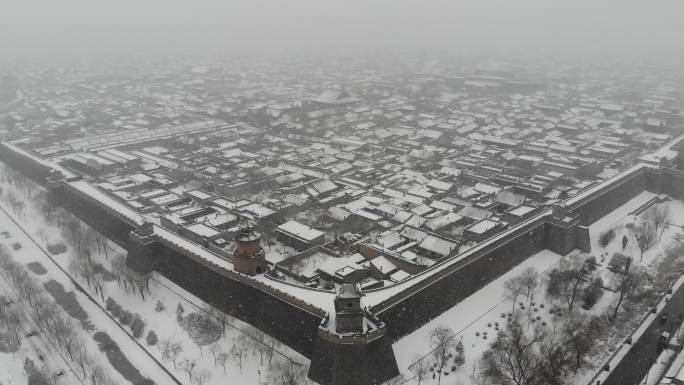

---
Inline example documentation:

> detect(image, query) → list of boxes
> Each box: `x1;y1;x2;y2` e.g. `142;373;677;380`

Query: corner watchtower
334;283;364;333
232;224;268;276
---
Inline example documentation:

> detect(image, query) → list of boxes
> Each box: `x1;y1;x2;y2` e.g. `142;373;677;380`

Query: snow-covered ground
0;352;26;385
574;191;684;385
589;191;682;275
0;274;79;385
394;191;684;384
393;249;565;383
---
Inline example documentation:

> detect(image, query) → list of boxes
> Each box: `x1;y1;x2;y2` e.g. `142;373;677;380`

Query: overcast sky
2;0;683;62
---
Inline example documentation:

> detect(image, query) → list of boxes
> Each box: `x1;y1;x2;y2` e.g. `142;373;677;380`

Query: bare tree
4;308;23;350
216;352;229;375
520;267;539;305
73;342;93;379
92;271;105;302
267;359;308;385
36;227;50;246
65;217;84;252
429;325;458;384
31;296;55;332
209;342;222;366
562;314;600;370
62;321;79;360
131;271;151;301
469;362;488;385
161;340;183;368
94;232;111;259
110;254;127;288
643;205;671;240
193;369;211;385
504;275;525;312
16;270;39;305
483;316;543;385
612;268;651;320
218;310;229;337
263;335;280;365
231;342;247;373
410;356;429;385
633;222;656;261
5;191;26;218
180;359;197;382
537;326;572;385
546;257;590;312
44;313;69;348
89;363;106;385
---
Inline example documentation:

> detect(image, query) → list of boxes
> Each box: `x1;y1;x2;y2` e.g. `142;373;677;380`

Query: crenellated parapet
544;203;587;255
127;222;159;273
309;287;399;385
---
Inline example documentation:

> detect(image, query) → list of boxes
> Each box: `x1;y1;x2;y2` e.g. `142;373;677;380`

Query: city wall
0;142;54;185
7;139;684;384
371;216;548;339
143;238;323;357
309;311;399;385
0;143;324;359
370;166;678;342
567;166;649;225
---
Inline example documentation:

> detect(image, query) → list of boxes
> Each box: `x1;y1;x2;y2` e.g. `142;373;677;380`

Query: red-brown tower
232;224;268;275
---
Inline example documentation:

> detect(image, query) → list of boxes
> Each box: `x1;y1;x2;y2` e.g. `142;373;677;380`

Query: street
601;284;684;385
0;205;180;385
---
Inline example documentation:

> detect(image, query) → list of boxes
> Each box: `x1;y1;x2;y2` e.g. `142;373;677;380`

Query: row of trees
504;267;539;313
0;245;118;385
158;337;212;385
545;256;597;313
0;293;23;353
2;168;151;307
599;204;671;261
485;263;655;385
1;169;139;308
105;297;146;338
0;164;32;219
156;323;306;384
482;313;601;385
59;213;151;303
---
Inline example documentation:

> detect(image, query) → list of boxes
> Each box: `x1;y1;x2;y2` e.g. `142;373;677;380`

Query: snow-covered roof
185;222;220;238
277;220;324;242
465;219;500;234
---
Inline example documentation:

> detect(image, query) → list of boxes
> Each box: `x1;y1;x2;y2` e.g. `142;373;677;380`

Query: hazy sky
2;0;683;61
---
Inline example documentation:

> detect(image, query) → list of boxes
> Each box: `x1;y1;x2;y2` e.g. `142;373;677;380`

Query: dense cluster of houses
9;59;684;290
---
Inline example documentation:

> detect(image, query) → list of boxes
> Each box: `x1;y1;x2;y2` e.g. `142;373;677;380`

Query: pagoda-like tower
232;224;268;275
